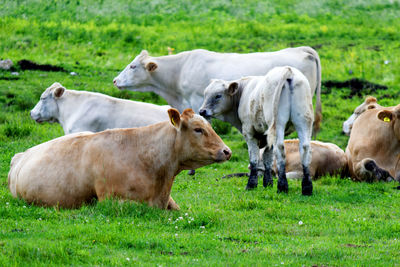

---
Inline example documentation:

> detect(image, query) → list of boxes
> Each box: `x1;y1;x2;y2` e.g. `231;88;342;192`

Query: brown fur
346;104;400;182
272;140;347;179
8;109;231;209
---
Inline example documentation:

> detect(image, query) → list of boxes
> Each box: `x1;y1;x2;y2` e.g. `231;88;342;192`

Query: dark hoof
277;181;288;193
246;177;258;190
302;183;313;196
246;181;258;190
188;170;195;175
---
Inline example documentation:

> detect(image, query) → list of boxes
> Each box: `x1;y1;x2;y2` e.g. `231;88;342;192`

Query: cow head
343;96;379;136
199;79;240;120
113;50;158;90
168;108;231;169
377;105;400;140
30;82;65;123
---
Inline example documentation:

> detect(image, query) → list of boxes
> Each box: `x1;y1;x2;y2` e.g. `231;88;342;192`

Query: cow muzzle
113;78;122;90
215;146;232;162
199;109;212;120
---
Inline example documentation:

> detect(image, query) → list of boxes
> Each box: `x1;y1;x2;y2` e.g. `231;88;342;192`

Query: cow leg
297;127;313;196
262;145;274;187
275;124;288;193
244;134;260;190
364;159;394;182
167;196;180;210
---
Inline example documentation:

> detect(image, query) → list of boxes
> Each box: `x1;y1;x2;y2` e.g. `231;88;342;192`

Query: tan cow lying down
272;140;347;179
8;109;231;209
346;104;399;182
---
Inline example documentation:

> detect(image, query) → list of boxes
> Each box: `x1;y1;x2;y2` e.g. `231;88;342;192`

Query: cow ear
377;110;394;123
365;96;377;104
139;50;148;57
145;62;158;72
227;82;239;96
168;108;181;128
53;86;65;99
182;108;195;120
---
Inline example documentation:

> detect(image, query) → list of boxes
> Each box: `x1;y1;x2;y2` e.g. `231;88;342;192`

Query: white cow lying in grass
30;82;170;134
342;96;381;136
113;47;322;135
200;66;314;195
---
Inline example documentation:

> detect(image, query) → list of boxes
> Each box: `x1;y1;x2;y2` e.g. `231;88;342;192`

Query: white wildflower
298;221;303;225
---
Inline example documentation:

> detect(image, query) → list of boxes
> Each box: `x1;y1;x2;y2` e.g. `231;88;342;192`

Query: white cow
342;96;381;136
199;66;314;195
30;82;170;134
113;47;322;134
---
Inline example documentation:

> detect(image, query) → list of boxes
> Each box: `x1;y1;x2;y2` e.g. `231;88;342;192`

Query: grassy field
1;0;400;265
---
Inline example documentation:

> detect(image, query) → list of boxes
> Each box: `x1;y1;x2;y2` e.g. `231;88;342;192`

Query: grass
1;0;400;266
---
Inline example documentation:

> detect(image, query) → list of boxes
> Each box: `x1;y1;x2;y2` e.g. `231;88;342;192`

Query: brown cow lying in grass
8;108;231;210
346;104;400;182
224;139;347;180
272;139;347;179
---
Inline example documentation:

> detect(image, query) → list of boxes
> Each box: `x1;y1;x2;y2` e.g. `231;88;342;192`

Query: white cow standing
30;82;170;134
113;47;322;135
199;66;314;195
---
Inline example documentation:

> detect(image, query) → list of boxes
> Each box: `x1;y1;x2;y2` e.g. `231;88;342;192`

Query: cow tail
302;46;322;138
265;67;293;149
8;152;24;197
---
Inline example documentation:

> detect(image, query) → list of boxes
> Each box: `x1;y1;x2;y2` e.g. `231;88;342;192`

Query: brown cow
8;108;231;209
345;104;400;182
226;139;347;180
272;140;347;179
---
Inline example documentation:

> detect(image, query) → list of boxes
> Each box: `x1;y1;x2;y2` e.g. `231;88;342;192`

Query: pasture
1;0;400;265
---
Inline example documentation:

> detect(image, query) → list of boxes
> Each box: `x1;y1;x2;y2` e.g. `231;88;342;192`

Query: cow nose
199;109;209;118
113;79;117;85
223;147;232;160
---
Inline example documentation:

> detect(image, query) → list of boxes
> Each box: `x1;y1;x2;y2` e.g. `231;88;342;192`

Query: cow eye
130;65;136;69
215;94;222;99
194;128;203;134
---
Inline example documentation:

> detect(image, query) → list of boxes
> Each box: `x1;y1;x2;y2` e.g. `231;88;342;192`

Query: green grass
1;0;400;266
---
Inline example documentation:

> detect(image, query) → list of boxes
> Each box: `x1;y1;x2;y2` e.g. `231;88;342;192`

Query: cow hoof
246;175;258;190
263;178;273;188
302;184;313;196
188;169;196;175
277;181;288;193
245;182;258;190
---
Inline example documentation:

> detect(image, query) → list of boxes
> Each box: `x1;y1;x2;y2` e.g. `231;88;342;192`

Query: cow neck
136;122;180;178
56;90;85;129
223;82;245;133
147;54;186;109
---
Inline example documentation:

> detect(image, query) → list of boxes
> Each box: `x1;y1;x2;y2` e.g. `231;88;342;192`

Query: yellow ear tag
171;117;176;126
384;117;391;122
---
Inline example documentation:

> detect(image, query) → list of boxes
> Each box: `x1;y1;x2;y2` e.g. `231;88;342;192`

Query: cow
224;140;347;180
199;66;314;195
342;96;381;136
272;139;347;179
8;108;232;209
346;105;400;182
30;82;170;134
113;47;322;135
345;104;400;182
